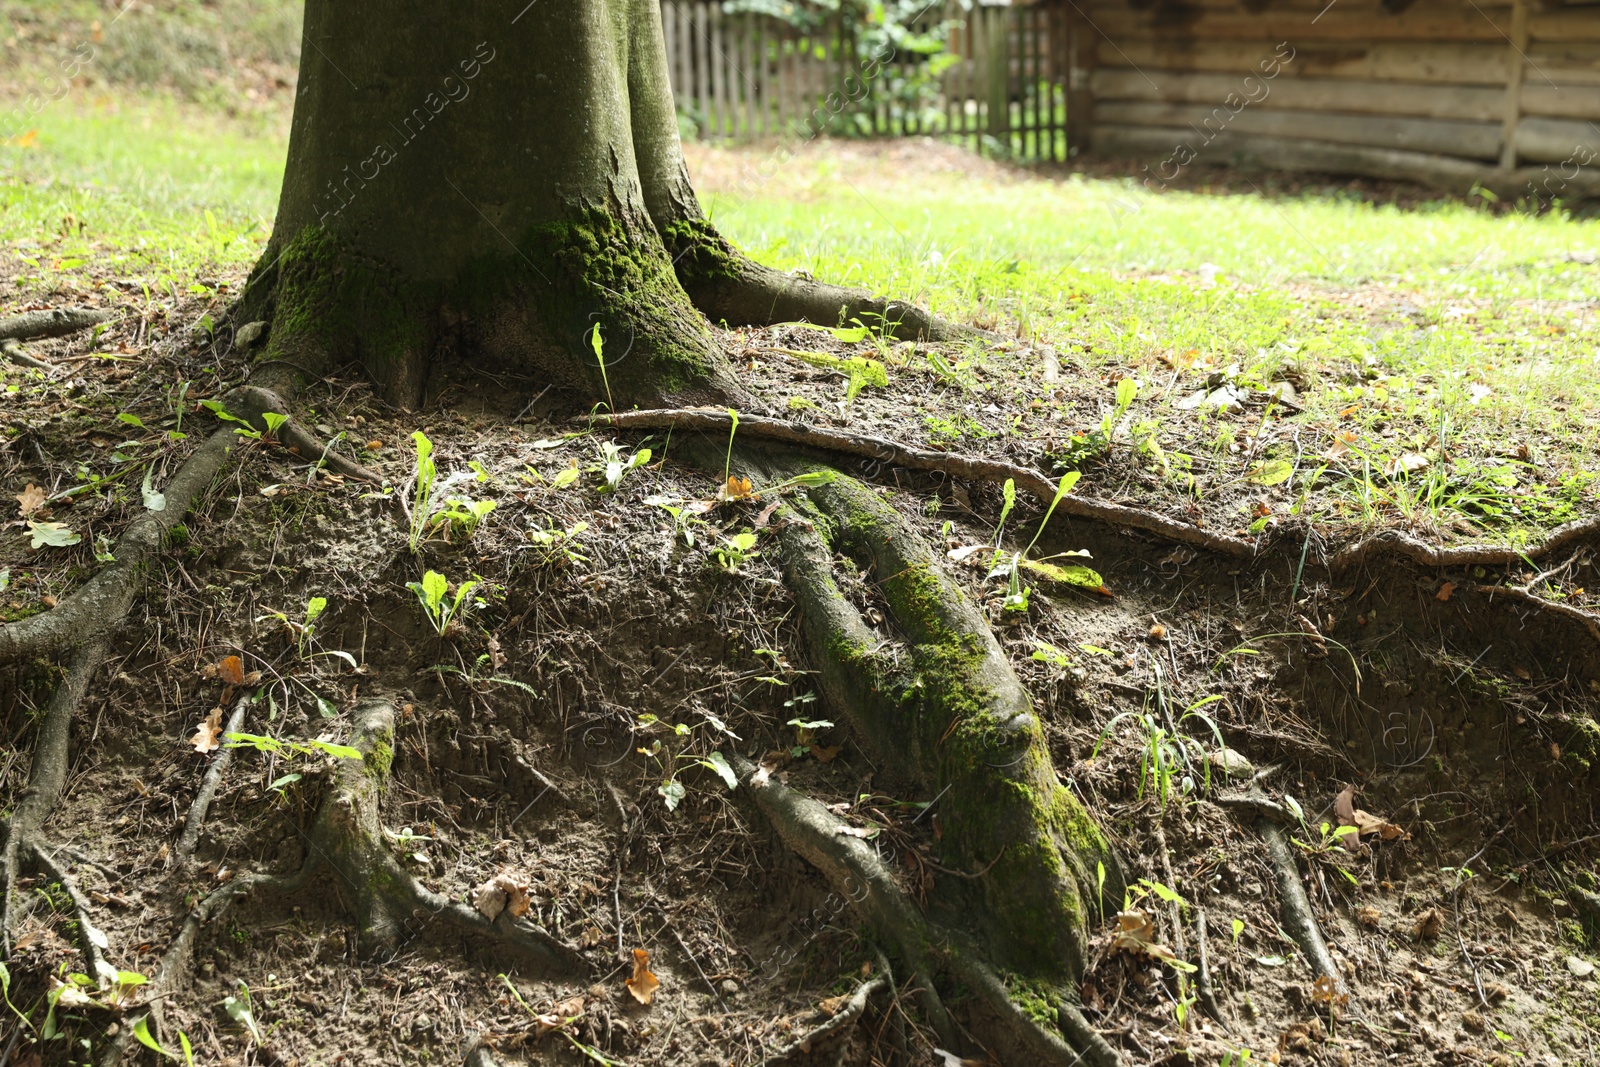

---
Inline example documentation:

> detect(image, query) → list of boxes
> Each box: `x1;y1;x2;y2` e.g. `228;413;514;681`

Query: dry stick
174;694;253;862
593;409;1255;558
1470;583;1600;646
1258;819;1341;990
1151;824;1195;1019
1193;906;1227;1027
761;975;887;1064
1;637;108;957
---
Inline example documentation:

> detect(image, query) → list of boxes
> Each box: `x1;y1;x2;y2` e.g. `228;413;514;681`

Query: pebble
720;979;740;996
235;320;267;349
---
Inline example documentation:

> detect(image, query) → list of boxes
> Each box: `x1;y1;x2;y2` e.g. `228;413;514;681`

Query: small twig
668;922;730;1013
1194;906;1227;1026
28;841;111;979
1258;819;1341;989
175;694;253;862
0;306;115;342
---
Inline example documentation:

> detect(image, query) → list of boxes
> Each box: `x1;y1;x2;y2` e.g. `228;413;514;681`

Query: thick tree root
0;306;116;342
1329;515;1600;574
2;637;107;956
1;339;50;370
1258;820;1342;991
599;409;1255;556
1470;583;1600;647
733;755;1119;1066
758;467;1119;978
0;426;238;665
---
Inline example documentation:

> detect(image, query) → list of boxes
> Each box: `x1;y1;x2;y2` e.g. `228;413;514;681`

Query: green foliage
634;711;741;811
712;531;760;573
406;569;480;636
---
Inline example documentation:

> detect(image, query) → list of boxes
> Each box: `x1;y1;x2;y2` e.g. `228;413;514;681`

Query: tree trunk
242;0;745;408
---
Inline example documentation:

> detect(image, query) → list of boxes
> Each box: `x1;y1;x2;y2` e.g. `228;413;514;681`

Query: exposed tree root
0;381;373;665
26;842;111;981
1329;515;1600;574
1470;583;1600;647
1258;820;1341;991
762;974;888;1064
756;465;1119;979
0;307;115;370
600;409;1255;556
0;306;116;342
732;754;1119;1066
229;384;383;485
2;637;107;956
0;426;238;665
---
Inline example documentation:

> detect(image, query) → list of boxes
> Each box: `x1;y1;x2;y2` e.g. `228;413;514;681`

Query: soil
3;155;1600;1067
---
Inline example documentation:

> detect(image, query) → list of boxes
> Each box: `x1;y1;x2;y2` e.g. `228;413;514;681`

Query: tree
1;3;1119;1064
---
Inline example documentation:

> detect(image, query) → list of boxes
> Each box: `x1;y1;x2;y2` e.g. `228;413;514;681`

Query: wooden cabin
1067;0;1600;196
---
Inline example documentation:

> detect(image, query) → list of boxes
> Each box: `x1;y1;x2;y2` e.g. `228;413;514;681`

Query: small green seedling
406;569;479;637
787;716;834;759
595;441;652;493
408;431;438;552
527;521;589;566
258;595;328;658
712;531;759;573
431;496;496;540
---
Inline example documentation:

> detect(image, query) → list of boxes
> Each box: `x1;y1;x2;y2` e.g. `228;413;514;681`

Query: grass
2;62;1597;545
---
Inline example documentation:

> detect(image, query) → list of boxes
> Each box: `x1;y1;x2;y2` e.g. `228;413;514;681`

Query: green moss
166;523;190;545
1003;973;1062;1030
365;739;394;783
660;217;742;287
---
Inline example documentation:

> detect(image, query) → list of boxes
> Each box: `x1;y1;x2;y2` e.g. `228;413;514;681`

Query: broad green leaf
550;467;580;490
659;779;687;811
1246;459;1294;486
133;1016;172;1057
306;739;363;760
703;751;738;790
420;570;447;612
26;520;80;549
117;412;147;430
305;597;328;623
1018;558;1104;589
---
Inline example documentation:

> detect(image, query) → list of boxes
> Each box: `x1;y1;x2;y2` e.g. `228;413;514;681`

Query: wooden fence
1071;0;1600;194
660;1;1071;161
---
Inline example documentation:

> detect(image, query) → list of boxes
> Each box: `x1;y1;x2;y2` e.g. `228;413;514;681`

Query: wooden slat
1096;39;1510;85
1515;115;1600;162
1085;8;1515;43
1092;69;1508;121
1527;42;1600;86
1530;12;1600;42
1521;82;1600;119
1096;101;1502;160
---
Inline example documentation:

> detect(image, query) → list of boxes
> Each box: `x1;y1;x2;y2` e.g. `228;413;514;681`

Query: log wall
1075;0;1600;195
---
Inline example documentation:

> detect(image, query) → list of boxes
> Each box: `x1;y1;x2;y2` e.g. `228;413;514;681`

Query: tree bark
242;0;746;408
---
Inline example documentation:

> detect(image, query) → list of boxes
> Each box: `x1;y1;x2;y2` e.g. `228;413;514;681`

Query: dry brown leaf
811;745;843;763
15;483;46;517
715;475;756;503
217;655;245;686
1385;452;1430;477
1352;808;1406;841
1437;581;1457;602
1333;785;1362;851
487;636;506;670
1413;907;1444;939
190;707;224;753
1111;909;1179;963
471;871;532;921
818;993;851;1017
1311;974;1348;1007
625;947;659;1005
1355;905;1382;928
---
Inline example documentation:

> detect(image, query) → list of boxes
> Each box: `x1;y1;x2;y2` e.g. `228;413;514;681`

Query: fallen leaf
1356;905;1382;928
487;636;506;670
715;476;756;503
818;993;851;1016
1311;974;1347;1007
15;483;46;517
190;707;224;754
26;520;79;549
1437;581;1456;602
811;745;843;763
625;947;659;1005
218;655;245;686
1333;786;1362;851
471;871;532;921
1384;452;1429;478
1351;808;1406;841
366;440;383;451
1148;622;1167;640
1111;909;1180;964
1413;907;1444;940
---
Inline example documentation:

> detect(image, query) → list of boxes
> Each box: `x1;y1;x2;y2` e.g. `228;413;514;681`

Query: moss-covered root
770;472;1120;981
662;217;971;343
733;755;1118;1067
310;700;588;975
